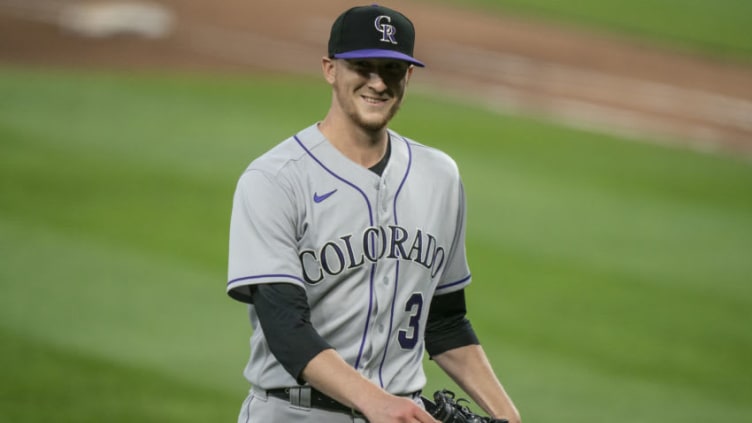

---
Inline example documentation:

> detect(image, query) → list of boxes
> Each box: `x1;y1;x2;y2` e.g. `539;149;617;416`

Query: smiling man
227;4;520;423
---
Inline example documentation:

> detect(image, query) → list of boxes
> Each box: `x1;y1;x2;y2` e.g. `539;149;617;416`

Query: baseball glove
422;389;509;423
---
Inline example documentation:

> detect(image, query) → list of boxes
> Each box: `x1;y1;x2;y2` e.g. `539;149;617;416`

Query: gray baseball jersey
227;123;471;395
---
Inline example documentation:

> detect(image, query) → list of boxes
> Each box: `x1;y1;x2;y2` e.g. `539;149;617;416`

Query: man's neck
318;116;389;169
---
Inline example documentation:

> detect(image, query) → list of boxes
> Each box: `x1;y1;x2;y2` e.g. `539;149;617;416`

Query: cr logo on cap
374;15;398;44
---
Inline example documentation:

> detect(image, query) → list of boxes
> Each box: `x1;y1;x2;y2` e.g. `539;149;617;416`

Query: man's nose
367;72;388;91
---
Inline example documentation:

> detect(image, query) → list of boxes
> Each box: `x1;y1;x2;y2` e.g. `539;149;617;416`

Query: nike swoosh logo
313;189;337;203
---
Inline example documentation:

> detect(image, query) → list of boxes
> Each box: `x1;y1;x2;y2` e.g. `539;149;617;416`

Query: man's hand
360;391;439;423
432;346;521;423
425;389;508;422
301;350;438;422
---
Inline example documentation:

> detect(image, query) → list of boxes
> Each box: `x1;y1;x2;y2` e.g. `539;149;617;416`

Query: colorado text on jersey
298;225;446;284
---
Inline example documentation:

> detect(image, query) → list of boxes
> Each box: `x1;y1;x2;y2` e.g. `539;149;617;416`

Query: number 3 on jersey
398;293;423;349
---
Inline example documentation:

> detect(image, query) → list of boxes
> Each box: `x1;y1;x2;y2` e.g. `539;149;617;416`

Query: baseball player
227;4;520;423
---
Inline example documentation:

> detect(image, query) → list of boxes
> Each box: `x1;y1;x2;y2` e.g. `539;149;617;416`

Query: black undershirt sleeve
251;283;332;384
425;289;480;357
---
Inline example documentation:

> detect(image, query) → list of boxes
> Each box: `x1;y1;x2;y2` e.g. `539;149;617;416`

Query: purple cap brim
333;49;425;67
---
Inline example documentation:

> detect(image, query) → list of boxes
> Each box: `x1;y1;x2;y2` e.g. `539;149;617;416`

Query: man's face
325;58;413;132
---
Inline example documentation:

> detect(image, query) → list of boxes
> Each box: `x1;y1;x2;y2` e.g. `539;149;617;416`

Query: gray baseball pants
237;387;424;422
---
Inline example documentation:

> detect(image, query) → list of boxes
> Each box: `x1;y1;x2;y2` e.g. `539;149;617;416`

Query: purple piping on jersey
294;136;374;224
227;274;306;285
436;274;472;290
293;135;376;372
378;134;413;387
391;134;413;226
380;260;401;388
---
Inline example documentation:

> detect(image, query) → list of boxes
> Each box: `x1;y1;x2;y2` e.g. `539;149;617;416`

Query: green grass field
1;65;751;423
437;0;752;61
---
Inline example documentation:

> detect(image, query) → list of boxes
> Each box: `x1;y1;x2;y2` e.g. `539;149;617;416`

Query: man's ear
405;65;415;83
322;57;336;84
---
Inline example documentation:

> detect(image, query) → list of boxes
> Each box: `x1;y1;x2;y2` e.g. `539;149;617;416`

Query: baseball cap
328;4;425;67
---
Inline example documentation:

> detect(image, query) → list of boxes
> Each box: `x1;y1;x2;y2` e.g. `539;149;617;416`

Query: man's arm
301;349;438;423
432;344;521;423
425;290;520;422
252;283;437;423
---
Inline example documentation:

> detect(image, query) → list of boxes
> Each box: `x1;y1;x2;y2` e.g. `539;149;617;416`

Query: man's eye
384;63;407;74
352;61;371;70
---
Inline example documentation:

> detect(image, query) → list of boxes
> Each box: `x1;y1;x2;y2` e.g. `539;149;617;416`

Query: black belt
266;387;359;415
265;387;420;416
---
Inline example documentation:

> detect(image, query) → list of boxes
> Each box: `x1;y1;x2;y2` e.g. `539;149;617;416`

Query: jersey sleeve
435;179;472;295
227;169;304;303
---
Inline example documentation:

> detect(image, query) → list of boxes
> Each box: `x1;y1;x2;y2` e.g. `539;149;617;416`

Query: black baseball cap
328;4;425;67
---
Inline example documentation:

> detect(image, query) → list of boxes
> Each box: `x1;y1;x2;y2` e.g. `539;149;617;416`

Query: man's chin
360;120;388;132
352;114;388;132
357;110;399;132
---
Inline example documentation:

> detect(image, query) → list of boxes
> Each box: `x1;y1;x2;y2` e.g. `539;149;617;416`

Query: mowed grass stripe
0;327;241;423
0;217;250;395
439;0;752;60
0;122;234;270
